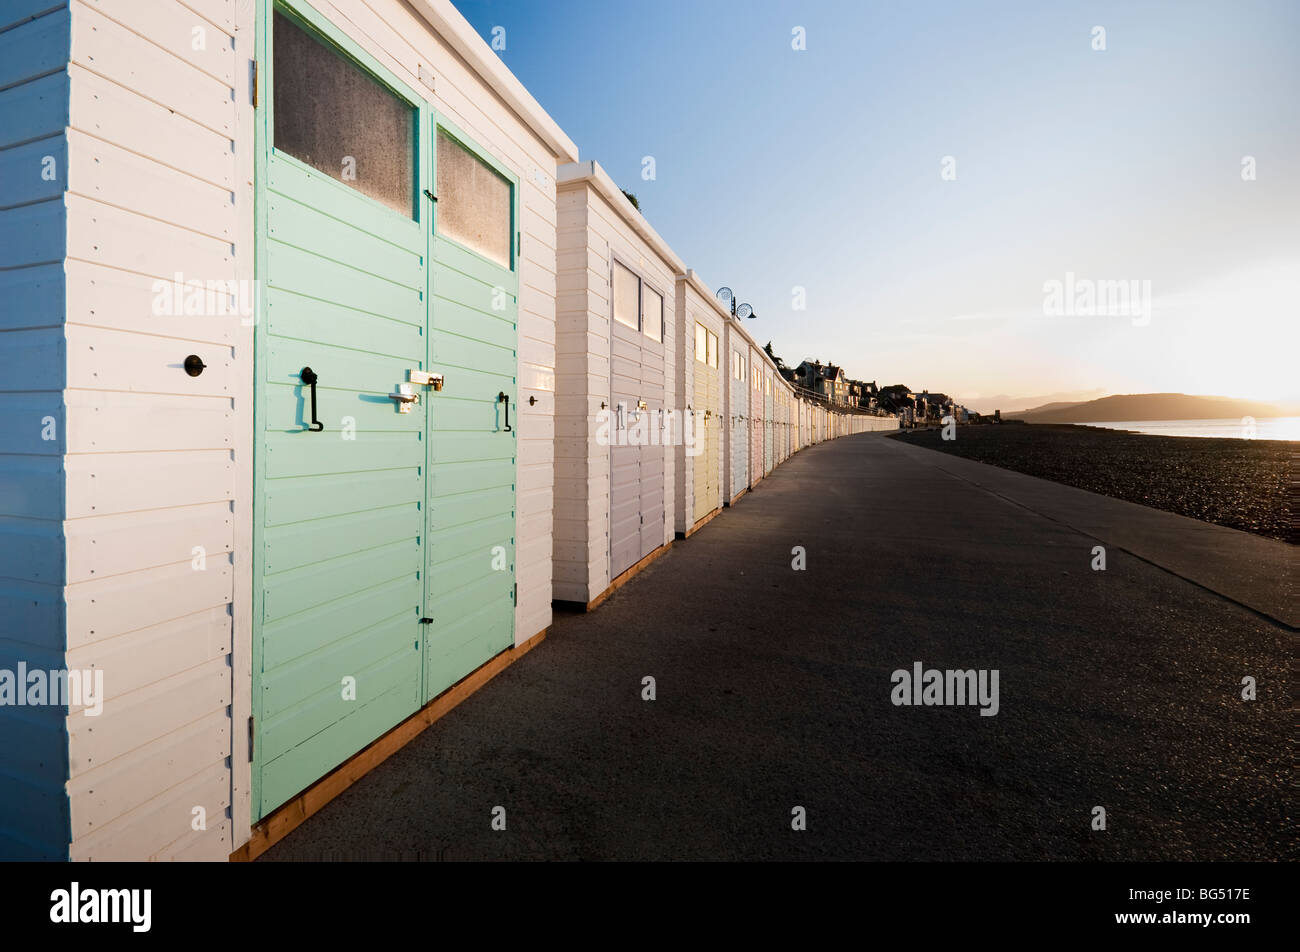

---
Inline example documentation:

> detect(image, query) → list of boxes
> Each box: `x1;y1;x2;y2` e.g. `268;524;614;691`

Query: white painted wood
79;0;235;86
554;163;681;602
66;656;230;774
65;260;236;346
66;128;234;241
53;0;572;858
65;606;230;706
67;64;233;190
57;0;241;861
67;760;230;861
228;0;254;852
65;557;233;650
66;193;234;283
70;2;234;136
67;710;230;836
65;502;233;583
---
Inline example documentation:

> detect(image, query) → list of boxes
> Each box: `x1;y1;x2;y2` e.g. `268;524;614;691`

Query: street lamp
715;287;756;320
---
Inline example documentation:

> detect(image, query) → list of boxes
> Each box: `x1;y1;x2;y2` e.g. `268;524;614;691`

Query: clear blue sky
456;0;1299;410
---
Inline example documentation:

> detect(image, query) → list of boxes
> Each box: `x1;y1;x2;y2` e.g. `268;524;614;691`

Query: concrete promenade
263;433;1292;861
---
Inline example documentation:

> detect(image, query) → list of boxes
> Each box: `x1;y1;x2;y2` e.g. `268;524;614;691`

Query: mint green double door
252;1;519;819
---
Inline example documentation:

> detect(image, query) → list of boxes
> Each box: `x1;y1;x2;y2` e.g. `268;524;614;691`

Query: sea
1075;417;1300;441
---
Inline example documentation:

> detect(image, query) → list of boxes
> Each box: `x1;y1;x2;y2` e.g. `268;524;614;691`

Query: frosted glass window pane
273;12;414;216
613;262;639;329
643;287;663;341
695;323;706;362
437;131;512;268
707;331;718;368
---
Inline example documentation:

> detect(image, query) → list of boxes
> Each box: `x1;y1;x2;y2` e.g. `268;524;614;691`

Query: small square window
436;129;513;268
613;262;639;329
273;11;415;216
643;286;663;342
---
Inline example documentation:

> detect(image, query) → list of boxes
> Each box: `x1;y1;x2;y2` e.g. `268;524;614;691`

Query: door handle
498;391;512;432
388;389;419;413
300;367;324;432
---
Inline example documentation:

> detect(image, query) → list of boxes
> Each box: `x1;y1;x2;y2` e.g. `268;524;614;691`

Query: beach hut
762;366;773;475
778;389;787;460
724;320;749;503
747;341;765;487
553;161;681;606
0;0;576;861
781;388;792;460
674;271;725;535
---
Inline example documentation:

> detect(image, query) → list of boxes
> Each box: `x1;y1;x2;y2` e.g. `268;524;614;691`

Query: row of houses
0;0;896;861
875;386;975;426
784;362;965;423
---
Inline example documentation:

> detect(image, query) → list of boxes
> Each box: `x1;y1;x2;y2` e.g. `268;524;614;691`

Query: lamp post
715;287;756;320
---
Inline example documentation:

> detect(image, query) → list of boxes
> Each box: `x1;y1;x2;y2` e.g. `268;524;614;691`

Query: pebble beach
891;423;1294;544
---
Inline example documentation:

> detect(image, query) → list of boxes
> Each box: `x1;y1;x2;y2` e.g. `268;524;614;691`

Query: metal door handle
388;391;419;414
300;367;324;432
498;391;512;432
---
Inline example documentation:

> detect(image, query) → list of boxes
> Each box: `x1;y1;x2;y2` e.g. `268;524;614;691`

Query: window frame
611;259;641;331
269;2;423;221
642;283;664;343
433;118;520;273
609;256;666;342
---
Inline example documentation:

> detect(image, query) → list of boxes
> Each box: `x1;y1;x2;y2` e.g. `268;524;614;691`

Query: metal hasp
498;391;512;432
300;366;324;431
408;369;444;392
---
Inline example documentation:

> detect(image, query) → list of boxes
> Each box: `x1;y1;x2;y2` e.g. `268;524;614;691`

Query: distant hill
1007;393;1298;423
968;388;1106;415
1014;400;1087;415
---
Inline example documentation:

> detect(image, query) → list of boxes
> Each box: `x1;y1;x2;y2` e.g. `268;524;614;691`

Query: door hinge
512;583;517;604
251;60;258;107
248;715;254;761
419;617;433;624
516;233;521;256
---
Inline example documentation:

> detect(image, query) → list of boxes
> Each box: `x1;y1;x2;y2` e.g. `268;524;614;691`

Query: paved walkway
263;434;1292;861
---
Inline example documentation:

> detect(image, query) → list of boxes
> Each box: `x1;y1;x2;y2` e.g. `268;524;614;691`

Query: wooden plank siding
0;0;893;863
675;273;726;533
554;164;680;606
309;0;566;647
54;0;247;862
46;0;571;858
0;1;71;861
